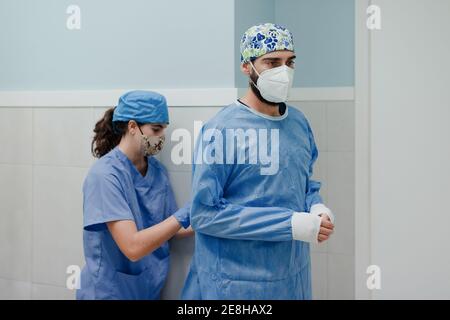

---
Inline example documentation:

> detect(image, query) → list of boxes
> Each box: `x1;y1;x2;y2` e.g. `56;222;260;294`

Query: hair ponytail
91;107;128;158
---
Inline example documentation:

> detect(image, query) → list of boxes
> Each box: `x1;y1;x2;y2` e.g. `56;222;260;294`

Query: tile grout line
30;107;35;299
324;101;330;300
325;246;329;299
0;162;92;169
0;277;70;289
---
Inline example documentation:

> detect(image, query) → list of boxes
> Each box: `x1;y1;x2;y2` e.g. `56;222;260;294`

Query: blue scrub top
181;101;323;300
77;147;178;300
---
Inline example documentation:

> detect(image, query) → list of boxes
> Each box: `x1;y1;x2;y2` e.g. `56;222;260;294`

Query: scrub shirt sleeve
83;172;134;231
190;127;296;242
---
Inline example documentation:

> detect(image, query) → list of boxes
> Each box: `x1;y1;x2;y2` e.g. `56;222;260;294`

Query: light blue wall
0;0;353;90
275;0;354;87
0;0;235;90
235;0;354;88
234;0;275;88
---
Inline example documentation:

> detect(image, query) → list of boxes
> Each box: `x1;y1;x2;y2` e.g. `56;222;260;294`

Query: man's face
241;50;296;105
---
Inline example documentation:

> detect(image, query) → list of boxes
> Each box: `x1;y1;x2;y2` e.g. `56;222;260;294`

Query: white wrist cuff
310;203;335;224
291;212;321;243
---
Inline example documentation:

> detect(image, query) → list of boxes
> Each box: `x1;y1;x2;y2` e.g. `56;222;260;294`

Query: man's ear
241;62;251;76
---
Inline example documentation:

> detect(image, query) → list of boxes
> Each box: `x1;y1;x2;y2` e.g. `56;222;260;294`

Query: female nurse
77;90;193;300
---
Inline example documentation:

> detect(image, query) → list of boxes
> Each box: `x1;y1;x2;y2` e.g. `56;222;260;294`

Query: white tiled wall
0;101;354;300
290;100;355;300
0;107;95;299
32;166;86;287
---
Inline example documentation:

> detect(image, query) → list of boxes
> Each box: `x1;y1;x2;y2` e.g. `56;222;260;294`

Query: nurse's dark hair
91;107;142;158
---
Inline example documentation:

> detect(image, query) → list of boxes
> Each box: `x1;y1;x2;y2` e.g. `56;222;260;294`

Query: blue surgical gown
77;147;178;300
181;101;323;300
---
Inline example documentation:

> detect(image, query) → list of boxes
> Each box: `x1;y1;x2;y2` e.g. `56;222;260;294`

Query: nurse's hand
175;226;194;238
173;202;191;229
318;214;334;243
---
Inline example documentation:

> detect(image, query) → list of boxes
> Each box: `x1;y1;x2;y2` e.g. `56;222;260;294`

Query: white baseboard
0;88;238;107
289;87;354;101
0;87;354;107
238;87;354;101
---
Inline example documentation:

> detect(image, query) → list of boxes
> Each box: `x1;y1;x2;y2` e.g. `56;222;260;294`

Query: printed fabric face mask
139;126;165;156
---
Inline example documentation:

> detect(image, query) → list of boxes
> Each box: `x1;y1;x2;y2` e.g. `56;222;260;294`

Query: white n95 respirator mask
249;60;294;103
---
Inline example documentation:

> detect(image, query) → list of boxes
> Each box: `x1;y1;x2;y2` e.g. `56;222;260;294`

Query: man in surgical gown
181;23;335;300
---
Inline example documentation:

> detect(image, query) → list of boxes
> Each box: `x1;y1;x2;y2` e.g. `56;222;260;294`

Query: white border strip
0;88;238;107
355;0;372;300
0;87;354;107
289;87;354;101
238;87;354;102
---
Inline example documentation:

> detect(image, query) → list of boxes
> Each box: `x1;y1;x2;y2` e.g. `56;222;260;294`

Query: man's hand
318;214;334;243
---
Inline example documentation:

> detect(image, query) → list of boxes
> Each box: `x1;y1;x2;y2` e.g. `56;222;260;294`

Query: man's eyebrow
151;124;164;128
262;57;282;61
262;55;296;62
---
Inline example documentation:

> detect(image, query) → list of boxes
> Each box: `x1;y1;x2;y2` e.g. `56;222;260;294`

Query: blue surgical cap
112;90;169;124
